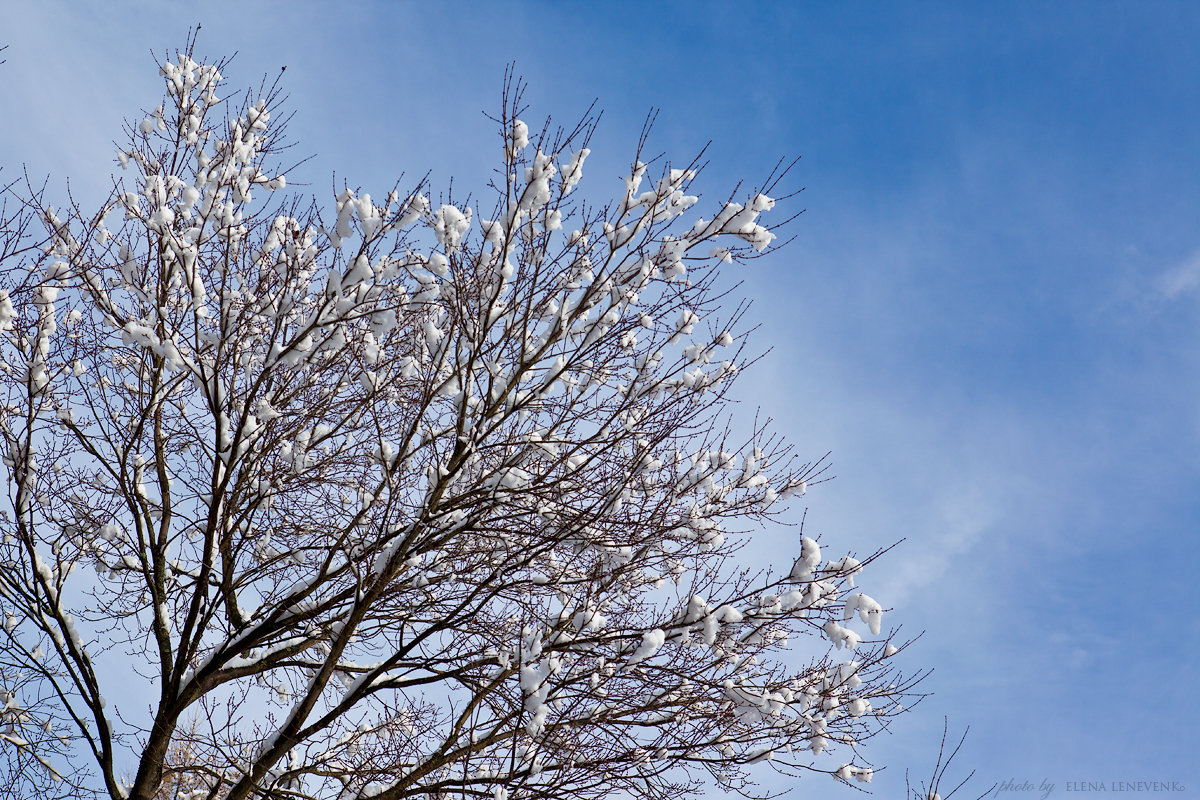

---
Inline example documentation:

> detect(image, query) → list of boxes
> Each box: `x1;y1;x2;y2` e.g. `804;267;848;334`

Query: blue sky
2;2;1197;796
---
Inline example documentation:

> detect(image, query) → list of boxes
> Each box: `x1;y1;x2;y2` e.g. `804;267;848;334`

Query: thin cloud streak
1155;250;1200;301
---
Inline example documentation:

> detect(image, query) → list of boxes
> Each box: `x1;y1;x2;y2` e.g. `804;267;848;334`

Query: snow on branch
0;45;921;800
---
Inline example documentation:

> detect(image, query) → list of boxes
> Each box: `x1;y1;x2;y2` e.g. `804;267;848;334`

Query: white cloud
873;484;1004;607
1156;250;1200;300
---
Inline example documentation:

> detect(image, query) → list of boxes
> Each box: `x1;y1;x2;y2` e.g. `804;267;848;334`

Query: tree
905;722;995;800
0;157;80;800
151;719;209;800
0;40;923;800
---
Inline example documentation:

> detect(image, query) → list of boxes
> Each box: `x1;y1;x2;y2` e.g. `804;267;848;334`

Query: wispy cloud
1155;250;1200;300
873;485;1004;607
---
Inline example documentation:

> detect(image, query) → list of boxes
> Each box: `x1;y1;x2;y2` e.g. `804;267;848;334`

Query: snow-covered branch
0;47;922;800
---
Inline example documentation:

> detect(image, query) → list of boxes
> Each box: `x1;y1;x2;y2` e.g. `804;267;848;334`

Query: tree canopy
0;42;920;800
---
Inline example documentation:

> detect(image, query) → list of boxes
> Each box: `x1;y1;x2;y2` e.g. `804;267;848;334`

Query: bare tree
151;718;210;800
0;158;82;800
905;721;995;800
0;39;923;800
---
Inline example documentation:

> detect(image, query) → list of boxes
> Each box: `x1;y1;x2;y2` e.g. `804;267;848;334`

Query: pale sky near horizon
2;2;1197;797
